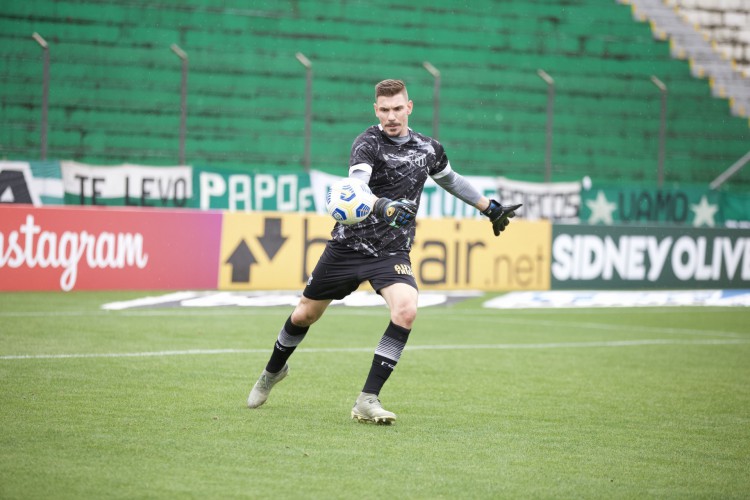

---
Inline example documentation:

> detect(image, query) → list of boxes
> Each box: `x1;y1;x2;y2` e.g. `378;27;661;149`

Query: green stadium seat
0;0;748;188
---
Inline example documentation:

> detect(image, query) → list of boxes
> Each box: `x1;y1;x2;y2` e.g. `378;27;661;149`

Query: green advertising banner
194;166;315;212
580;184;726;227
551;224;750;289
722;192;750;228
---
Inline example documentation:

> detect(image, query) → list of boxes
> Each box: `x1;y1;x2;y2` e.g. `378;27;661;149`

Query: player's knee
290;310;315;327
291;306;321;327
291;296;330;327
391;303;417;329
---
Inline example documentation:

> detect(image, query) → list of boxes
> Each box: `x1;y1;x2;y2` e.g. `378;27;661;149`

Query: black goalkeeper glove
481;200;522;236
373;197;418;228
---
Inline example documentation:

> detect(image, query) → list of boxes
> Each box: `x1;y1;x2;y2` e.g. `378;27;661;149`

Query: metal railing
29;33;739;189
295;52;313;172
32;32;49;161
170;44;189;165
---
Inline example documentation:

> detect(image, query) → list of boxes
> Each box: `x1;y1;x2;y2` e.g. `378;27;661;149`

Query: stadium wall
2;204;748;292
2;0;749;189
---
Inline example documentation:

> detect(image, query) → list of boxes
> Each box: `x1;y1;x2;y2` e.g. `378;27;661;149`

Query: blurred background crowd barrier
1;0;749;291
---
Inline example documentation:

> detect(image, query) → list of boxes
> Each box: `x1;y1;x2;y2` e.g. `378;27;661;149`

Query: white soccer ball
325;177;374;225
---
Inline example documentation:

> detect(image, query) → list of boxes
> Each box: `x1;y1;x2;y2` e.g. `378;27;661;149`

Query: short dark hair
375;79;408;99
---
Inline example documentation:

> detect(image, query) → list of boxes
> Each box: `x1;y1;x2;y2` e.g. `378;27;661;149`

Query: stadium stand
1;0;749;188
624;0;750;118
666;0;750;78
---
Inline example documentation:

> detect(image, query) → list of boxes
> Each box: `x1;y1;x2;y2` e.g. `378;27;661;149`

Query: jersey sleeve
429;141;449;177
349;132;377;170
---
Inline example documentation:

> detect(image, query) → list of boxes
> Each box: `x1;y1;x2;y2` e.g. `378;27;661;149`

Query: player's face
374;92;413;137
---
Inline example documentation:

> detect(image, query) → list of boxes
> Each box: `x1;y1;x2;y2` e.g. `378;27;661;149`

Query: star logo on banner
690;195;718;227
586;190;617;225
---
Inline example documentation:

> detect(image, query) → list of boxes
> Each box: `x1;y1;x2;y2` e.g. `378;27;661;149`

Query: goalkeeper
247;79;521;424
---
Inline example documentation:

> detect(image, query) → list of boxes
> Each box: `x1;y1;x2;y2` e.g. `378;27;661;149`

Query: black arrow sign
0;170;33;204
225;240;257;283
257;218;287;261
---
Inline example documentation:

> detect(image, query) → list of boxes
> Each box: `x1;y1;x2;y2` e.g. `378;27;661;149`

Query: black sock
362;321;411;395
266;316;309;373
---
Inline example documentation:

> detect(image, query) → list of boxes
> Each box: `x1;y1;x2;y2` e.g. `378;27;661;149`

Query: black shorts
303;241;418;301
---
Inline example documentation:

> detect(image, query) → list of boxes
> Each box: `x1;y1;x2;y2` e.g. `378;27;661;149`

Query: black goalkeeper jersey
331;125;449;256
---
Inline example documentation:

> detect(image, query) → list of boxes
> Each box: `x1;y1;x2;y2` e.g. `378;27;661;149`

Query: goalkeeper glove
481;200;522;236
373;197;418;228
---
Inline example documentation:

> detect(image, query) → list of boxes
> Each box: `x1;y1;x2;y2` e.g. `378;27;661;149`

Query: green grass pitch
1;291;749;499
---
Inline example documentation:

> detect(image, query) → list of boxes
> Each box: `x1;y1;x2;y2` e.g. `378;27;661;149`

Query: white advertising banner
311;170;583;221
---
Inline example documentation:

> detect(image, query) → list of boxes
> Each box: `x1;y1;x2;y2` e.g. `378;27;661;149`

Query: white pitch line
1;338;748;361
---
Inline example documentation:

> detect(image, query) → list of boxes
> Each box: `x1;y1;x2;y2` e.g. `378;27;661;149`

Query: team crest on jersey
411;153;427;167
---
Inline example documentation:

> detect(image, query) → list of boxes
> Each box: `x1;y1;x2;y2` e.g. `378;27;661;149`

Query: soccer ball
325;177;374;225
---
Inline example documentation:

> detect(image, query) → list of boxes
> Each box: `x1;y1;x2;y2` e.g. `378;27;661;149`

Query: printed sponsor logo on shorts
393;264;414;276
